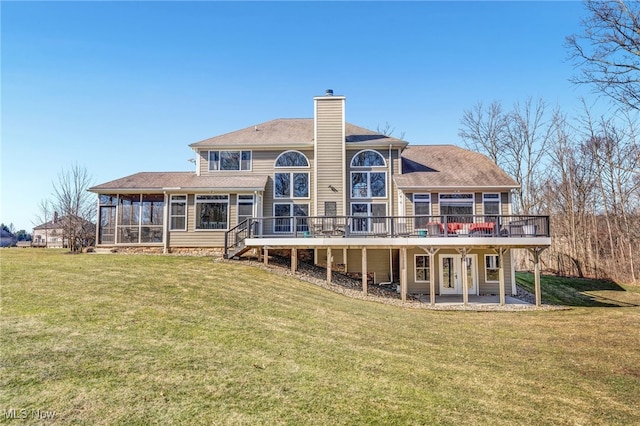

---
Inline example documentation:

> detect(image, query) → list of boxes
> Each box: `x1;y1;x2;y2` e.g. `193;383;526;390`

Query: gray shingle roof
189;118;407;148
89;172;269;192
395;145;519;189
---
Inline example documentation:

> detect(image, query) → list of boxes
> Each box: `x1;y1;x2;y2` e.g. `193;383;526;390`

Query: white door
440;254;477;295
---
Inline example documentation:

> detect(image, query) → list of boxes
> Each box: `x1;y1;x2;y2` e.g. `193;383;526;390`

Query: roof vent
325;89;334;96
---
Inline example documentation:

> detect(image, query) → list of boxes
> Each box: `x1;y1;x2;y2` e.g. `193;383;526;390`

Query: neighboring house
89;91;550;305
33;214;95;248
0;229;16;247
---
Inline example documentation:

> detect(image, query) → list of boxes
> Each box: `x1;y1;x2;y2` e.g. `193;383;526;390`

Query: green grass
516;272;640;307
1;249;639;425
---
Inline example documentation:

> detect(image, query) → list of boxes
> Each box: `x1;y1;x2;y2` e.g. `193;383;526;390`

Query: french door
439;254;477;295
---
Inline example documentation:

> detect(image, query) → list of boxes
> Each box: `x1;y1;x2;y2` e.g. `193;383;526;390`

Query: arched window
275;151;309;168
351;150;386;167
274;151;310;199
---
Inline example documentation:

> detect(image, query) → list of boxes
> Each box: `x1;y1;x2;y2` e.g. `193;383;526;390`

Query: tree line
459;0;640;284
459;99;639;284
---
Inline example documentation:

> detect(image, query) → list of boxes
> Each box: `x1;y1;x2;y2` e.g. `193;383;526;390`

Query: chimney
53;212;59;223
314;90;346;215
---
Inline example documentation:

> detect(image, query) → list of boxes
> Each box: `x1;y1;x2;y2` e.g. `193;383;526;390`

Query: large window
413;194;431;229
274;203;309;233
415;255;430;282
209;151;251;171
483;193;501;221
351;203;386;233
440;193;474;222
351;172;386;198
275;151;309;167
170;195;187;231
485;254;500;283
274;151;310;199
275;172;309;198
351;150;386;167
195;195;229;230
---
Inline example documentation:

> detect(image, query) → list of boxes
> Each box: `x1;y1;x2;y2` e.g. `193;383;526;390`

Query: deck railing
240;215;550;239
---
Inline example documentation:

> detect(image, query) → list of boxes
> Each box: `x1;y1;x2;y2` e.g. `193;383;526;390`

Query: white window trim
350;149;387;168
413;193;431;214
485;254;500;283
350;171;387;199
273;203;309;234
169;195;187;231
194;194;230;231
482;192;501;216
208;150;252;172
274;150;310;168
274;172;311;200
414;254;431;283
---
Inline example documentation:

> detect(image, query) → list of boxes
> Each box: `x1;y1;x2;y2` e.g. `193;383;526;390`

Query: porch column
264;247;269;266
427;248;439;306
326;247;332;284
162;192;169;254
498;248;506;306
291;248;297;274
400;247;407;302
459;248;469;306
362;247;368;295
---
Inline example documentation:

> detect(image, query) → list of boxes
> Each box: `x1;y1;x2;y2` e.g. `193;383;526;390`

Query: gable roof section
189;118;407;148
89;172;269;193
395;145;519;190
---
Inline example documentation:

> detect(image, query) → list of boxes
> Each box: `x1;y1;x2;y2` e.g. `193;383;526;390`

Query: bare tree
51;164;95;251
458;100;507;165
503;98;556;214
567;0;640;110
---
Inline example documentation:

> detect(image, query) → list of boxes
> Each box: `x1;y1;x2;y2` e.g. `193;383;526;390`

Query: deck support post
343;248;348;274
528;247;546;307
326;247;332;284
400;247;407;302
263;247;269;266
291;248;297;274
362;247;368;295
498;247;507;306
257;248;262;263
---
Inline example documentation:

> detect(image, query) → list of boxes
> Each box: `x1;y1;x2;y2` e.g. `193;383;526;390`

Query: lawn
1;249;639;425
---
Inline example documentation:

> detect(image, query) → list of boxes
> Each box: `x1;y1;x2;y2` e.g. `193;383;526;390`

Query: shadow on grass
516;272;640;307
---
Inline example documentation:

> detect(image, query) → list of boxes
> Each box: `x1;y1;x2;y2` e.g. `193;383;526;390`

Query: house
89;90;550;305
32;214;95;248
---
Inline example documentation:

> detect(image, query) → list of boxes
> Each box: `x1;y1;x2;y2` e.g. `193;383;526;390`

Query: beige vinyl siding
167;194;234;248
315;98;344;215
345;249;391;284
406;248;514;295
477;249;513;294
407;248;435;294
251;150;315;217
198;150;208;175
501;192;510;215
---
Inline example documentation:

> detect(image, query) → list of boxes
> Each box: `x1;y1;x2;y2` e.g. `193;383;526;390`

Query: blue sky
2;1;594;231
